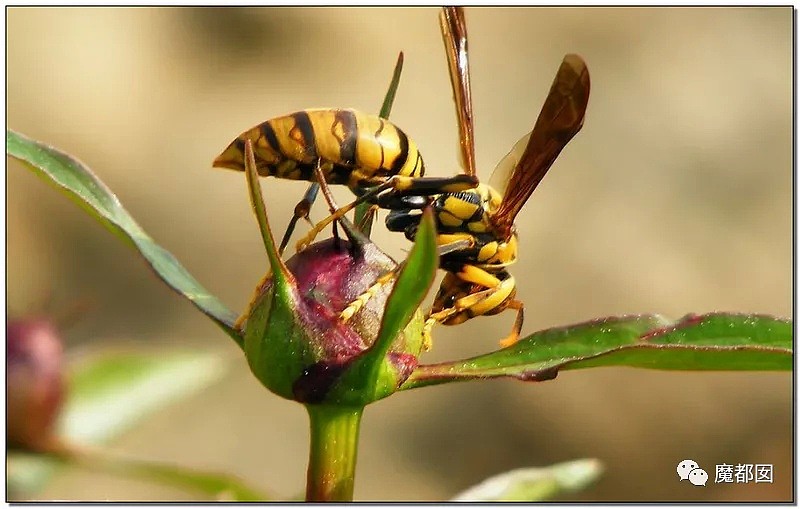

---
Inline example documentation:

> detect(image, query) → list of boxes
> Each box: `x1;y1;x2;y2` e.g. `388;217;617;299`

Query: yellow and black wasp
213;108;477;253
214;7;589;348
337;7;591;348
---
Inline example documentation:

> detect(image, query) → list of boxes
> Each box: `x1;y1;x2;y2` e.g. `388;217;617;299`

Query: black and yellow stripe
213;108;425;191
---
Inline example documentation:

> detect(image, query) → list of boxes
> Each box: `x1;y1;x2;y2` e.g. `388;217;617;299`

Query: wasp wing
491;54;590;236
440;6;477;177
488;131;531;197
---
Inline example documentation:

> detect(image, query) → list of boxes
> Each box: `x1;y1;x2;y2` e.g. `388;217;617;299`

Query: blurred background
7;6;792;502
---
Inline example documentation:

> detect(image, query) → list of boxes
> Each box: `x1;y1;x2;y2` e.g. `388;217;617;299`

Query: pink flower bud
7;318;65;452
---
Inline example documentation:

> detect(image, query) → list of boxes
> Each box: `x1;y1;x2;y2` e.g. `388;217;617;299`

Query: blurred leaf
403;313;792;389
6;129;242;345
104;457;267;501
7;453;59;500
451;459;603;502
9;449;269;502
61;349;228;444
355;51;405;235
8;347;232;499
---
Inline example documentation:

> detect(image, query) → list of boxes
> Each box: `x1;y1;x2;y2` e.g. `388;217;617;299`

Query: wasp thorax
241;236;425;407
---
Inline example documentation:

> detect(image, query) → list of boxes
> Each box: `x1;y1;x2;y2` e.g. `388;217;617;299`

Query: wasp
213;108;476;253
336;7;591;348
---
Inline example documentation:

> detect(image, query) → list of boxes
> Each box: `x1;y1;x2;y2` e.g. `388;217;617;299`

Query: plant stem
305;404;364;502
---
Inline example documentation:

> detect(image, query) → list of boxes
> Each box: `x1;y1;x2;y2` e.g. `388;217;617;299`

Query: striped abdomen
212;109;425;189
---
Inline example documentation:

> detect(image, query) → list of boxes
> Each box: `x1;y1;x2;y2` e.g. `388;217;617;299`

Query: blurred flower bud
7;318;65;452
241;234;426;407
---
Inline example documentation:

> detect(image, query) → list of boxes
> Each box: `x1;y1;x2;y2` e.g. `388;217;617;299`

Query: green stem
305;404;364;502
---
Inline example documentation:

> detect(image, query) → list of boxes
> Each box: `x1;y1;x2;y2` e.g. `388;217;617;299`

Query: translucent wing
491;54;590;237
488;131;531;196
440;6;477;177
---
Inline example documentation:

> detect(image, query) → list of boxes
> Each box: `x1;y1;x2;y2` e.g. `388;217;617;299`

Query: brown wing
440;6;477;177
492;54;590;237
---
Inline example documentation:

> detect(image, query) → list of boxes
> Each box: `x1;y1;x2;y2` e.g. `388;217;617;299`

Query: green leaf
100;457;267;501
451;459;603;502
62;349;229;444
7;129;241;345
9;449;269;502
355;51;405;235
403;313;792;389
7;453;59;500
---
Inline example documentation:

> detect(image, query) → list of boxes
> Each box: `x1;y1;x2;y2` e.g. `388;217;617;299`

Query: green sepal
242;281;318;401
327;210;436;406
355;51;405;235
240;141;316;400
239;147;435;406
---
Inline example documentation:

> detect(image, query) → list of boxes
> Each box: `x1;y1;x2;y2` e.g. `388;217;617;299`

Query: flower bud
241;232;426;407
7;318;65;452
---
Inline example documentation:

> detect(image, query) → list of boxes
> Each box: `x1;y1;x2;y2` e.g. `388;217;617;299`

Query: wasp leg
421;286;507;350
339;271;397;322
356;204;379;233
497;300;525;348
279;182;320;255
455;264;504;288
312;161;345;215
338;238;474;325
295;174;478;252
310;160;373;256
424;270;519;348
